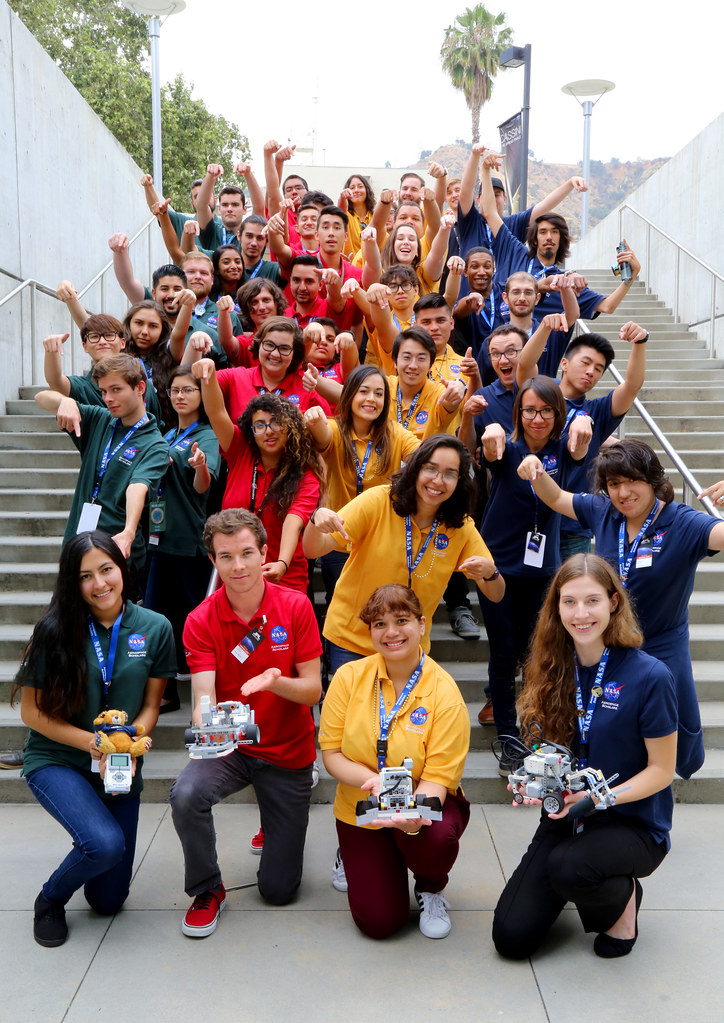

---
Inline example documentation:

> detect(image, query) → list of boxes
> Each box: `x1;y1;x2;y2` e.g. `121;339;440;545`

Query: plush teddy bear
93;709;152;757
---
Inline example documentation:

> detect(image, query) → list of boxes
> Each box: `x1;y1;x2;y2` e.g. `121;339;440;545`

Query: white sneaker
331;848;348;892
415;888;451;938
311;762;319;789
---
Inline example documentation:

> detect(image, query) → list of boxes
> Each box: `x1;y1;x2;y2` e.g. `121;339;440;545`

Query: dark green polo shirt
151;421;220;557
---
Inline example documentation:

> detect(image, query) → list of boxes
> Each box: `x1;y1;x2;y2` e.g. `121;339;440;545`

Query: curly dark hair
236;279;287;332
122;300;175;427
239;394;324;515
11;532;133;718
389;434;476;529
593;438;675;504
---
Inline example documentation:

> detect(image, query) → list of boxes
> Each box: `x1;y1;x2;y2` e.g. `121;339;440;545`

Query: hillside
415;144;669;240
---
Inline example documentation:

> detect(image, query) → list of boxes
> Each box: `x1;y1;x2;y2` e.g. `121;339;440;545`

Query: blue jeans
26;765;139;913
327;642;365;678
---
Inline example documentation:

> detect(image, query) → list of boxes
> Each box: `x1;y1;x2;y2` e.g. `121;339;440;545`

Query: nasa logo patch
603;681;624;702
128;633;146;651
409;707;428;726
415;410;429;424
434;533;449;550
122;446;138;460
270;626;288;644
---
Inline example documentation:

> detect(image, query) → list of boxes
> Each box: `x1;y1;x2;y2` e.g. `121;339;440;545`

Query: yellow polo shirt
322;485;491;654
321;419;420;511
318;650;471;826
386;375;458;440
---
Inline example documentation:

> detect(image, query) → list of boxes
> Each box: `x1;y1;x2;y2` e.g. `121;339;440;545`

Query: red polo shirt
222;425;320;593
183;582;321;769
217;365;331;421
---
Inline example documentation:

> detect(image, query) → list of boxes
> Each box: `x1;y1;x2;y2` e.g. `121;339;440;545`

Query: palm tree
440;5;513;144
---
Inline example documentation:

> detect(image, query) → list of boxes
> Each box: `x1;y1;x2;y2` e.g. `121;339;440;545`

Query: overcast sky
157;0;722;170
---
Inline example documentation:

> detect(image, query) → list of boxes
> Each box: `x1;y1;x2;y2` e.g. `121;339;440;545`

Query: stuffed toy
93;709;152;757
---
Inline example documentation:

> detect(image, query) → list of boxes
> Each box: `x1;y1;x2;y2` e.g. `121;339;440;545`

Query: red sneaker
181;885;226;938
249;826;264;855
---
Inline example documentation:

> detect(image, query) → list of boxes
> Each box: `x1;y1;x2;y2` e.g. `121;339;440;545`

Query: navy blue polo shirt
472;379;516;435
457;202;532;258
575;646;676;847
560;392;624;539
481;436;580;577
457;284;507;368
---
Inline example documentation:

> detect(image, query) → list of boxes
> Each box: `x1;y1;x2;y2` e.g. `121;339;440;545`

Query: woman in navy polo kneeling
13;531;175;947
319;585;470;940
493;554;676;960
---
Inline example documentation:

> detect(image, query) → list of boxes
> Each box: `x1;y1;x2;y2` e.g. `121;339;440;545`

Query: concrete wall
0;0;167;403
570;112;724;356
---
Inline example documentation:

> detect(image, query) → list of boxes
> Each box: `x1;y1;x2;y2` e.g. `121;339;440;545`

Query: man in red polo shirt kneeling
170;508;322;938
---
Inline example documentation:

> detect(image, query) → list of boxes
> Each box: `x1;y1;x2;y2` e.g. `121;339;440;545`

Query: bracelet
407;828;422;836
483;568;500;582
634;332;649;345
277;559;288;572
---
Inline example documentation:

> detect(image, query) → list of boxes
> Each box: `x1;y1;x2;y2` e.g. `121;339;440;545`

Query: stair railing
618;203;724;357
0;215;157;385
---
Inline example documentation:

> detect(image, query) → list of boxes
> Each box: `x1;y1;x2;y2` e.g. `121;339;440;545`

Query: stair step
0;511;69;536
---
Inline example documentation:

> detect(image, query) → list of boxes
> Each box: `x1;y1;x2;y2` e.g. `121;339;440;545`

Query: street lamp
121;0;186;198
499;43;531;210
561;78;616;237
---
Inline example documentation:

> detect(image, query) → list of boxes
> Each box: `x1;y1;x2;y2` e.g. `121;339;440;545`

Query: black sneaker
34;892;68;947
448;606;480;640
496;753;522;779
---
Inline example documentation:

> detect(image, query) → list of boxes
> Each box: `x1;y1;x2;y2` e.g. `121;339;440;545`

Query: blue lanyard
392;313;415;332
92;415;148;502
405;516;438;587
574;647;609;768
88;611;124;707
478;292;494;331
527;259;562;280
618;500;659;585
247;259;264;280
163;421;199;449
352;438;374;495
376;652;425;769
397;385;422;429
194;298;208;318
221;226;237;246
142;358;153;381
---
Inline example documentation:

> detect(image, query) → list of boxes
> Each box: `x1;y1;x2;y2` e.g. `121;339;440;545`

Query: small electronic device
506;741;618;816
104;752;133;795
184;696;260;759
611;241;632;283
355;757;443;825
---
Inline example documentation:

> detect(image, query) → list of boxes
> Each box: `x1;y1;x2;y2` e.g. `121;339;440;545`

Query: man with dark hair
479;152;641;321
238;214;286;287
170;508;321;939
285;254;346;330
140;173;219;242
194;162;265;252
33;353;168;574
388;326;466;441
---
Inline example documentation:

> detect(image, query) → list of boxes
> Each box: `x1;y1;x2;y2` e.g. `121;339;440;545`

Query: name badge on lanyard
231;616;267;664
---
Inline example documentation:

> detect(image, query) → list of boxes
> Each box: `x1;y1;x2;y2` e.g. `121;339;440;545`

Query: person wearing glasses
211;316;331;421
193;358;323;594
475;376;591;765
144;365;220;712
41;315;165;427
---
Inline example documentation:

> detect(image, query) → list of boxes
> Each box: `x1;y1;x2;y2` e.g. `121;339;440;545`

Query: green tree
8;0;248;210
440;5;513;144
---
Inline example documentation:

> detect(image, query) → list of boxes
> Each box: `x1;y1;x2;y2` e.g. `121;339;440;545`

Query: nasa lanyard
352;438;374;494
397;385;422;429
574;647;609;768
221;226;237;247
249;461;271;515
478;292;495;332
246;259;264;281
527;259;562;281
376;652;425;768
156;422;199;499
392;313;415;332
92;415;148;502
618;500;659;586
405;516;438;587
88;611;123;709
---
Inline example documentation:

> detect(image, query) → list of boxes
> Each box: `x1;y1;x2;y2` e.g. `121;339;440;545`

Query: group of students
13;142;724;959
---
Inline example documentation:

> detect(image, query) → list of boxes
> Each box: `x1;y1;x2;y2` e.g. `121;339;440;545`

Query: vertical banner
498;112;523;213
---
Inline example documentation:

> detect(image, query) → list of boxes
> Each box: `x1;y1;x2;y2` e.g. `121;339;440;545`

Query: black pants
477;573;551;736
492;811;667;959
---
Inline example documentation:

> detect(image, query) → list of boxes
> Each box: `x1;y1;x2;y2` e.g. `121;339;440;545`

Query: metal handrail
0;216;157;384
575;319;723;520
618;203;724;357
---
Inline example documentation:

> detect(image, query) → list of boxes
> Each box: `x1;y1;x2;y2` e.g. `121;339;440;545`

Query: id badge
231;625;266;664
149;500;166;533
636;545;653;569
523;531;546;568
78;502;102;533
90;757;100;774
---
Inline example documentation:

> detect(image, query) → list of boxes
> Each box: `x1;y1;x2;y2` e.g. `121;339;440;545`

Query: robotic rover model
356;757;443;825
507;741;618;817
185;696;260;759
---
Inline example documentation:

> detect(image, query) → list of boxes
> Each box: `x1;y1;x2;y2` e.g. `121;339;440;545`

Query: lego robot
508;743;618;817
184;696;260;759
356;757;443;825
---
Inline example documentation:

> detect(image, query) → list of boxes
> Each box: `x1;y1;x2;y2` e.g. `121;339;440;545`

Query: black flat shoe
594;879;643;958
34;892;68;947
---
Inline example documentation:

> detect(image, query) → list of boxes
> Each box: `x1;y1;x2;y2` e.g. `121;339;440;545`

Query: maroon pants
336;790;470;939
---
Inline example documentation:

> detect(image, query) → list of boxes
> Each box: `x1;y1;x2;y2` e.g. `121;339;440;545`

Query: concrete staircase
1;276;723;803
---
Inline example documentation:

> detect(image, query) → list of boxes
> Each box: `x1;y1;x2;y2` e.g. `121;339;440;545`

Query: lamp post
121;0;186;198
561;78;615;237
499;43;531;210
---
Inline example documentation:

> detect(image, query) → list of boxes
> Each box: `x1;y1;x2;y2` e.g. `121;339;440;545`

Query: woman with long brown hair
493;554;676;961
